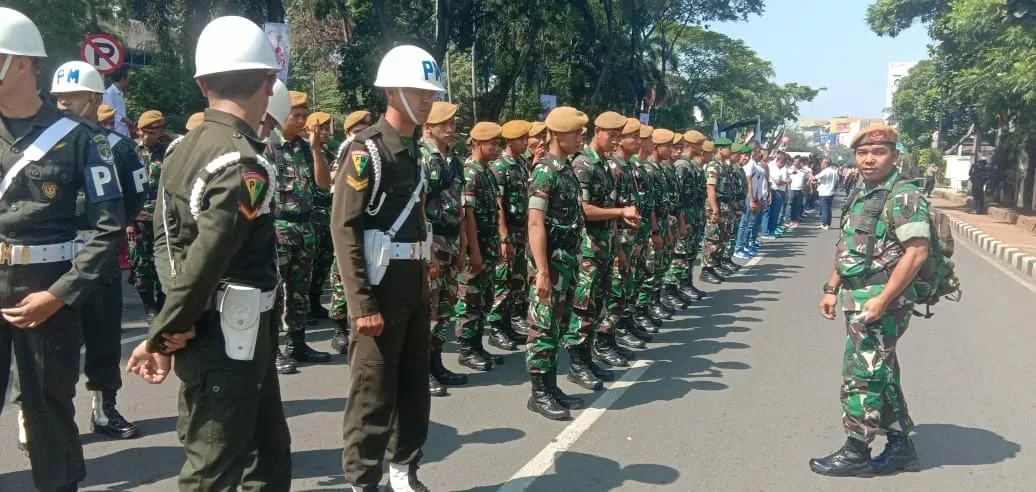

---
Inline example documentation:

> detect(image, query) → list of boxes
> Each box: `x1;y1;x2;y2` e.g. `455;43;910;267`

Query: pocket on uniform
24;162;74;203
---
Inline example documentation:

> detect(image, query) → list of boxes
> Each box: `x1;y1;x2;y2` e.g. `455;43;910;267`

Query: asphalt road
2;201;1034;491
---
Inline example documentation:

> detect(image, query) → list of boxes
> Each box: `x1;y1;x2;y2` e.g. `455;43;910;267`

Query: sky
711;0;933;121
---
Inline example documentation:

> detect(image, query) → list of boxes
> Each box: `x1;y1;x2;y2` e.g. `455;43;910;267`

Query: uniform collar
420;137;447;157
203;109;263;147
377;116;418;159
862;169;900;194
0;100;60;145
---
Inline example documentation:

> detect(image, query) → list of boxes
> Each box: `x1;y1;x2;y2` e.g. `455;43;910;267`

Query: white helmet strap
0;55;13;85
398;88;420;125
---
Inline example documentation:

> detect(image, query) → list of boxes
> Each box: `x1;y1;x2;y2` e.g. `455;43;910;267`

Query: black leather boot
872;433;920;475
626;316;653;342
547;372;586;409
458;338;492;371
488;326;519;351
666;284;690;309
275;347;299;374
428;373;448;397
330;320;349;355
635;307;661;332
809;438;874;477
723;258;742;272
91;390;140;439
687;277;707;298
715;263;735;277
651;295;673;319
431;348;468;385
611;338;636;361
511;313;530;337
592;334;628;368
528;373;571;420
700;267;724;285
566;347;603;391
658;290;679;313
673;283;696;304
286;337;331;363
679;279;703;301
475;330;505;365
616;326;647;348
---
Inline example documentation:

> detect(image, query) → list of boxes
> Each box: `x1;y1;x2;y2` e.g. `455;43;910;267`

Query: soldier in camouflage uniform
658;132;688;311
306;112;334;324
328;110;371;354
266;91;331;373
489;120;533;349
811;125;928;477
721;144;750;273
668;130;709;300
132;110;174;319
632;125;667;328
526;107;588;420
420;102;468;395
455;122;507;371
605;118;654;351
646;129;680;315
701;138;732;284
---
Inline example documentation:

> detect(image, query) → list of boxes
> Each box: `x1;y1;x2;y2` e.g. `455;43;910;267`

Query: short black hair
200;70;271;100
109;66;129;83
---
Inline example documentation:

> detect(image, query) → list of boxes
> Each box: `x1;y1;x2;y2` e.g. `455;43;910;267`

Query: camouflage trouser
454;253;497;340
430;251;460;349
565;253;612;347
526;249;577;374
308;224;334;302
329;259;348;322
276;241;314;336
488;238;527;331
723;208;742;259
702;204;724;269
603;241;636;333
128;220;161;301
841;307;915;443
664;214;690;285
687;217;706;276
637;247;663;307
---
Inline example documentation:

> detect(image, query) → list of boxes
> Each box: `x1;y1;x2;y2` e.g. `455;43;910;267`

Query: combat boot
548;371;585;409
592;334;630;368
673;283;696;304
458;337;493;371
714;263;735;277
511;312;531;337
625;315;653;343
285;337;331;363
611;338;636;361
528;373;571;420
475;329;505;365
616;326;647;349
679;278;703;301
634;307;659;331
330;320;349;355
658;290;679;314
139;292;159;321
686;277;707;298
665;284;690;309
809;438;874;477
488;326;519;351
91;390;140;439
275;347;299;374
700;267;724;285
651;294;673;319
723;258;742;272
872;433;920;475
431;348;468;385
388;461;431;492
566;347;604;391
428;373;448;397
309;293;329;319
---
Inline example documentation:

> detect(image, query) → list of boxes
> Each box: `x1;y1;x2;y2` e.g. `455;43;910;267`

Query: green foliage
123;53;205;132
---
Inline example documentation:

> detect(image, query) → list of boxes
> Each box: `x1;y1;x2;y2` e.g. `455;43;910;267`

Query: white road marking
498;359;653;492
956;233;1036;295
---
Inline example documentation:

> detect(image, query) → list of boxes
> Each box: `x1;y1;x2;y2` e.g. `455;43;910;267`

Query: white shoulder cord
188;153;277;220
364;139;386;216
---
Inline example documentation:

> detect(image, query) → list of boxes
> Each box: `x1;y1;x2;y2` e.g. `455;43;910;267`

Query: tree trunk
433;0;449;62
1021;139;1036;211
267;0;285;23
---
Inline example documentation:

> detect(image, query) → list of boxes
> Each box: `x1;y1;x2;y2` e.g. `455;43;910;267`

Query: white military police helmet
0;7;47;58
194;16;279;78
266;79;291;128
373;45;445;92
51;61;105;94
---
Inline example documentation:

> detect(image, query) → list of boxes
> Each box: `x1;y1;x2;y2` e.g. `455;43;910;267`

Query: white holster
218;284;263;361
363;229;393;286
361;165;429;286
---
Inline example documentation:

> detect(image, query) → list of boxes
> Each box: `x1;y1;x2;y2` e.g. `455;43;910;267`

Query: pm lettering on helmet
422;60;442;83
58;69;80;85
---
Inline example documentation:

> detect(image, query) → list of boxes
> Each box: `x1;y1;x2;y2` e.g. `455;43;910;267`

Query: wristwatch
823;283;840;295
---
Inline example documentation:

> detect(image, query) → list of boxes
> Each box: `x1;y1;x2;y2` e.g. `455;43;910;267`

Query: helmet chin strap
398;88;420;125
0;55;12;85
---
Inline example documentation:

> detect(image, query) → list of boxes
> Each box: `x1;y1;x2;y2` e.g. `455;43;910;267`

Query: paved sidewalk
929;192;1036;280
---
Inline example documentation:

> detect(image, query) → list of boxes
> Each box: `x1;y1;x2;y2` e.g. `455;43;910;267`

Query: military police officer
125;16;292;489
1;8;127;490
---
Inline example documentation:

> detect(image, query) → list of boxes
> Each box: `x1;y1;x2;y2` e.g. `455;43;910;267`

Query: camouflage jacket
462;156;500;258
572;148;616;260
136;134;174;219
420;139;464;256
490;152;529;234
265;129;315;219
528;154;584;254
836;170;931;312
659;160;682;212
643;158;670;221
630;155;656;238
608;154;638;243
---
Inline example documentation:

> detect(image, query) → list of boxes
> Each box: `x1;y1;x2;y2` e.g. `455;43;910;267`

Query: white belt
0;241;75;265
209;287;277;312
389;242;429;261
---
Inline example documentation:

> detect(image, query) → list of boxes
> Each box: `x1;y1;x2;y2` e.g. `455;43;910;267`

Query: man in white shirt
102;67;132;137
788;159;808;226
815;158;840;229
735;143;769;258
763;152;789;237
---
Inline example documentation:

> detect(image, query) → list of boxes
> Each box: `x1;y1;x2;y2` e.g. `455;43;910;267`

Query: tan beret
185;112;205;131
470;121;502;142
343;110;371;132
851;124;899;149
306;111;331;128
673;132;684;145
529;121;547;138
290;91;308;108
593;111;626;130
652;128;675;145
545;106;588;133
639;125;654;139
684;130;706;144
621;117;641;136
97;104;116;123
427;101;458;125
702;140;715;152
501;120;532;140
138;110;165;129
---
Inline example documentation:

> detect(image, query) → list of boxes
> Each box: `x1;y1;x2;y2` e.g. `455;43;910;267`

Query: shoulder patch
242;170;267;207
352;150;370;175
92;134;114;164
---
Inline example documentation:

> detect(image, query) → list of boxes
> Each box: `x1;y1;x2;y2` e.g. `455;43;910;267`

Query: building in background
885;61;919;121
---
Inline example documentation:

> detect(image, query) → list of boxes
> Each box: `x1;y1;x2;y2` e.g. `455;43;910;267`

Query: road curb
944;213;1036;280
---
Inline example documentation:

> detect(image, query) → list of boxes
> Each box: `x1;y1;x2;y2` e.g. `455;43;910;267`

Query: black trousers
0;262;85;492
342;261;431;488
972;184;986;212
81;274;124;392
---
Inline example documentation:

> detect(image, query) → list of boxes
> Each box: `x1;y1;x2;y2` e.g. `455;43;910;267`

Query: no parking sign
80;34;124;75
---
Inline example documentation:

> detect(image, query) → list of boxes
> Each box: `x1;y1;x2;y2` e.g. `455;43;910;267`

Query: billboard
885;61;919;116
818;134;837;147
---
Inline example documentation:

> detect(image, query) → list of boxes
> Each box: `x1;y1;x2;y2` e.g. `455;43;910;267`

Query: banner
539;94;557;120
639;113;650;125
264;22;291;83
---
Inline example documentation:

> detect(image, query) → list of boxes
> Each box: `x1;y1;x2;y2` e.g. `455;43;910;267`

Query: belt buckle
410;243;418;259
0;243;8;265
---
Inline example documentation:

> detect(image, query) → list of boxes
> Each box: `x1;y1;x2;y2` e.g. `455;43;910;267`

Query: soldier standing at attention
567;111;639;389
648;129;680;315
632;125;666;328
677;130;709;299
51;62;147;441
0;10;127;490
420;101;468;394
456;121;509;371
307;110;335;324
328;110;372;354
525;122;548;172
659;132;688;310
489;119;533;348
133;109;174;319
526;106;588;421
811;125;929;477
126;16;292;489
333;45;441;492
267;90;332;371
664;131;699;306
700;138;732;284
